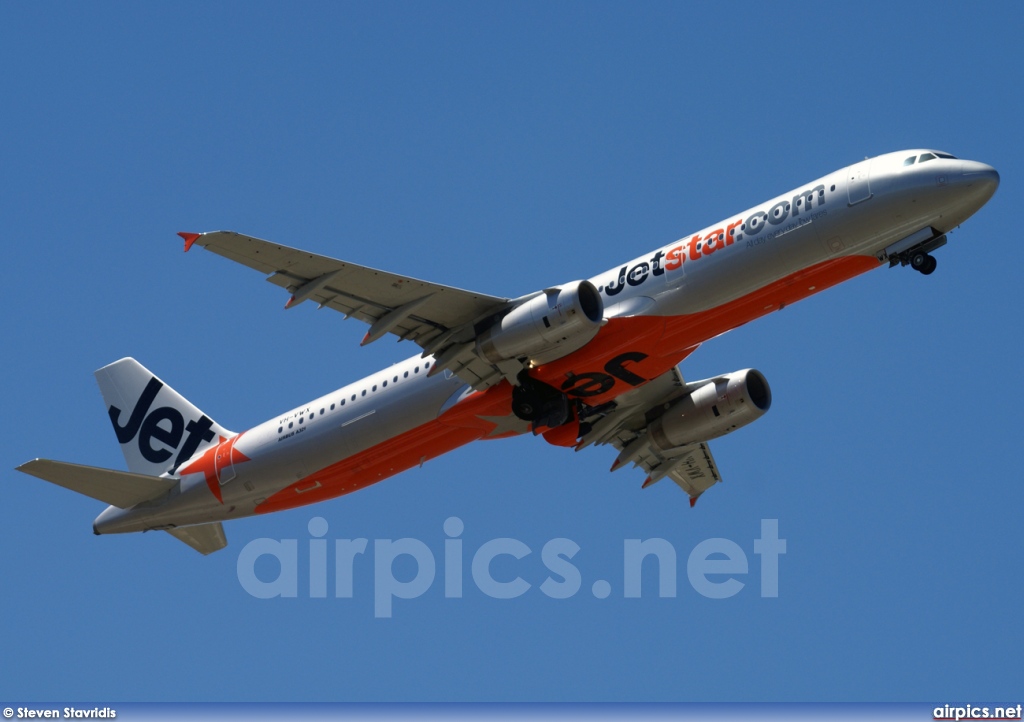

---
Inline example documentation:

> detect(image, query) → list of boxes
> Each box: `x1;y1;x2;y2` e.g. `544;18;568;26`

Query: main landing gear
512;371;571;430
909;251;937;275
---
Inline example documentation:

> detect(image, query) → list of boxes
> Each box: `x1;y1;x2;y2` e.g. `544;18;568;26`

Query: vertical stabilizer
94;358;232;477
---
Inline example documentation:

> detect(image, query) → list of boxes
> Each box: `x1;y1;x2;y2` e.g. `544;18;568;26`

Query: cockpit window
903;156;916;166
935;152;957;159
919;153;936;163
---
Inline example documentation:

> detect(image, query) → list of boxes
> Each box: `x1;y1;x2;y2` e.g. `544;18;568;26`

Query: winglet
641;476;654;489
178;232;201;252
689;496;698;508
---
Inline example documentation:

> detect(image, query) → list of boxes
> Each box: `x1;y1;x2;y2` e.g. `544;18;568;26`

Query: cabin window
330;403;335;410
382;380;387;388
372;384;377;392
394;376;398;383
278;427;282;434
361;390;366;397
288;422;293;429
404;371;409;378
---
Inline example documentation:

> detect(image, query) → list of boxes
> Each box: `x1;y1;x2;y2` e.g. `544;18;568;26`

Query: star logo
178;432;250;503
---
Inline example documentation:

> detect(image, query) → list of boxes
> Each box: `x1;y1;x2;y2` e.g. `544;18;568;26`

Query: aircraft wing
184;231;515;389
576;363;723;504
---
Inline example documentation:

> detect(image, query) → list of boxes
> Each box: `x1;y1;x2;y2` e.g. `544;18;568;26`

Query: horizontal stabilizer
16;459;175;508
167;523;227;555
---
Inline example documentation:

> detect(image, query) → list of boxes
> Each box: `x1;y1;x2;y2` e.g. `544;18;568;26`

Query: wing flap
16;459;176;508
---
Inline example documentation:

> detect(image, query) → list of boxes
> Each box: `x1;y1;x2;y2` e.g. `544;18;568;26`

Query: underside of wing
186;231;514;389
576;364;725;505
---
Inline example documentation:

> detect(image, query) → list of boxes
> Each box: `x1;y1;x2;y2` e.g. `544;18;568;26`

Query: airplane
17;149;999;555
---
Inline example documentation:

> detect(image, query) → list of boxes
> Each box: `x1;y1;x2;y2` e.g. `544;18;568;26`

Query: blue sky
2;1;1021;704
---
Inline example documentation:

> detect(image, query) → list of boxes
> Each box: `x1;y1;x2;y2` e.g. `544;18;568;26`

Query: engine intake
648;369;771;450
477;280;604;364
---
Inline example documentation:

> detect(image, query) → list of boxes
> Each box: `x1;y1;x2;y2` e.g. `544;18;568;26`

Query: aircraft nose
961;160;1000;197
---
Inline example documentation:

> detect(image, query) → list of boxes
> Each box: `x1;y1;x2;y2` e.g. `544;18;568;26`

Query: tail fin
94;358;232;477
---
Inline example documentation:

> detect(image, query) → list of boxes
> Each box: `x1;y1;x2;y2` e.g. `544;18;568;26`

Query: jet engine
648;369;772;450
477;280;604;365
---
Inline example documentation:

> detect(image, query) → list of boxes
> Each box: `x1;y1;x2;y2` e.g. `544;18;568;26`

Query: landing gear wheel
910;252;937;275
512;371;570;428
511;397;537;421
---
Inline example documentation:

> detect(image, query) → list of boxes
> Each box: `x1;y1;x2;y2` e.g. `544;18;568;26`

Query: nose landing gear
884;231;945;276
909;251;937;275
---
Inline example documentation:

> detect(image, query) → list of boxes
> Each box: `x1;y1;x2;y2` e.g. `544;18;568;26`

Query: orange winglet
689;496;698;508
178;232;201;252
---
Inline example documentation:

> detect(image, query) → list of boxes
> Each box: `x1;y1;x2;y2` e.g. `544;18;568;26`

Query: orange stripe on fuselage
532;254;881;404
253;382;521;514
658;253;881;354
256;254;881;513
254;420;486;514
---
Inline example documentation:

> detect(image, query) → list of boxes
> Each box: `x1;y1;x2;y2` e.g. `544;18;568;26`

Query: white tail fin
94;358;232;477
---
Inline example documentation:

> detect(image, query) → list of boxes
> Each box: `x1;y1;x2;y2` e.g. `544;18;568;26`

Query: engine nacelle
477;280;604;364
648;369;772;450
